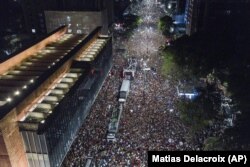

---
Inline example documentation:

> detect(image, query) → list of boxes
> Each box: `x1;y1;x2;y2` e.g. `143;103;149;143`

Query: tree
158;15;173;37
161;50;181;78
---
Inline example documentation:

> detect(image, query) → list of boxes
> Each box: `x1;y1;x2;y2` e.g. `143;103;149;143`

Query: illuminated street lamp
168;4;172;9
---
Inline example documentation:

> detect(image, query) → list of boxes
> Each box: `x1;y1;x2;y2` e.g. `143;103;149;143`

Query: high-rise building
44;0;114;27
9;0;114;35
44;11;109;35
185;0;250;35
177;0;186;14
0;26;112;167
0;0;26;35
114;0;132;19
18;0;46;34
185;0;205;35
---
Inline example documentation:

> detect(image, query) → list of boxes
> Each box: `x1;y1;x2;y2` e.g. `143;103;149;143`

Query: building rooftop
0;26;103;120
76;38;109;62
11;30;111;132
0;34;86;108
18;68;84;131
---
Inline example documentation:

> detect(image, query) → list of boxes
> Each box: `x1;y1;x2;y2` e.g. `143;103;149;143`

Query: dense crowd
62;1;227;166
63;53;191;167
63;54;227;166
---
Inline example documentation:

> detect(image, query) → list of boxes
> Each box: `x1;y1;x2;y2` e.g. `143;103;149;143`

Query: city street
63;0;195;166
0;0;249;166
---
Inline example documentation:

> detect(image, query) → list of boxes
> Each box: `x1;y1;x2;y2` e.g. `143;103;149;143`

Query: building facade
0;26;112;167
11;0;114;35
184;0;204;35
185;0;250;35
44;10;109;35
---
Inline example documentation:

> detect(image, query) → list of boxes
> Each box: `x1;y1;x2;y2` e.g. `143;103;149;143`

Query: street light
168;4;172;9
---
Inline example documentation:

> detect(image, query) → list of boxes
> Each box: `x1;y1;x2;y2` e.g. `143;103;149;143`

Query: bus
118;79;130;103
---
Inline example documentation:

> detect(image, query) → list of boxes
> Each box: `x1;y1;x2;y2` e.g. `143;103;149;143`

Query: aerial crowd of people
62;0;229;166
62;35;223;166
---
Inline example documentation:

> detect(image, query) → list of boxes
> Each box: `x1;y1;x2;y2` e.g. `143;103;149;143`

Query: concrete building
44;10;109;35
44;0;114;35
114;0;132;19
184;0;204;35
176;0;186;14
12;0;114;35
0;0;26;35
185;0;250;35
0;26;112;167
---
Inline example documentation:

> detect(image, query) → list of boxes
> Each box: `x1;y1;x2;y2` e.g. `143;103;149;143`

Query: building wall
14;0;113;35
0;27;68;167
20;132;50;167
103;0;114;25
0;132;11;167
44;38;112;167
185;0;250;35
0;0;26;35
0;20;111;167
0;111;28;167
0;26;67;74
185;0;203;35
18;0;47;34
114;0;131;19
44;0;104;11
203;0;250;33
177;0;186;14
44;11;103;34
16;58;72;121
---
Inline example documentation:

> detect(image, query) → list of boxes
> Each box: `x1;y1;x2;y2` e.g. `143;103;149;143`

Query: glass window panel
27;132;36;153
